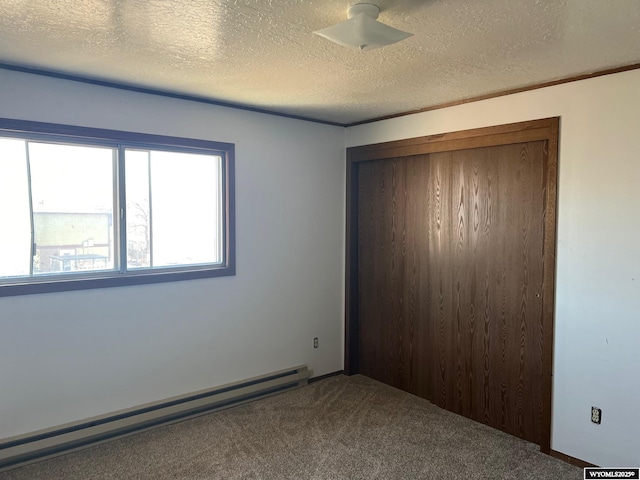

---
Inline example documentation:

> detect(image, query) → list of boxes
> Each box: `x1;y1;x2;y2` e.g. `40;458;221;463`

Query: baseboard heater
0;365;310;470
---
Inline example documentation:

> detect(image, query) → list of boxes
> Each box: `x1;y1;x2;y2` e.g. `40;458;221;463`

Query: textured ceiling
0;0;639;125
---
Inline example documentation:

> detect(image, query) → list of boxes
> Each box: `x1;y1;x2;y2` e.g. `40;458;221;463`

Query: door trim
344;117;559;454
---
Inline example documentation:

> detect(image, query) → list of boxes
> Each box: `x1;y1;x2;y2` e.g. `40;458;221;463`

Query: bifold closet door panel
357;156;430;398
427;142;545;444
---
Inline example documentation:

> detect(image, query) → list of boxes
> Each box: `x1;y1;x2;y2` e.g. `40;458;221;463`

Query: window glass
28;142;115;275
148;150;222;267
125;149;151;269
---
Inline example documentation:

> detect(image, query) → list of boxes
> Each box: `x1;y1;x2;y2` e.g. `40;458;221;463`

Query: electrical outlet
313;337;318;349
591;406;602;424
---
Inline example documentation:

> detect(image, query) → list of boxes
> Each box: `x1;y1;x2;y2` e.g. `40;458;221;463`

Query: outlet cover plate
591;406;602;424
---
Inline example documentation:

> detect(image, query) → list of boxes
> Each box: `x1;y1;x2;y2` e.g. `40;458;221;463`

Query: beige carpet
1;375;581;479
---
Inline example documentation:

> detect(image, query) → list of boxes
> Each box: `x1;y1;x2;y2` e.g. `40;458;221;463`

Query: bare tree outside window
126;199;150;268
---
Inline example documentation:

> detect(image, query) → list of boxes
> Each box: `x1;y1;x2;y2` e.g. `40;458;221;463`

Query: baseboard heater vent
0;365;310;471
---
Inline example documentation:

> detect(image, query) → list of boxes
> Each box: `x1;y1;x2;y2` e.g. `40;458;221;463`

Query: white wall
346;69;640;467
0;70;345;439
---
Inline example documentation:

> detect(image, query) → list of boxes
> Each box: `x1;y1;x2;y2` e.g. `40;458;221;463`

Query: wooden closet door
357;141;546;445
357;156;430;399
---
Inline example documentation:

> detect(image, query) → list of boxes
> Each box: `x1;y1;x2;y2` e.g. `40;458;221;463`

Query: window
0;118;235;297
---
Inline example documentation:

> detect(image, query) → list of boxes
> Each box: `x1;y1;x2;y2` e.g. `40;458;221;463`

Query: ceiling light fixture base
314;3;413;52
347;4;380;19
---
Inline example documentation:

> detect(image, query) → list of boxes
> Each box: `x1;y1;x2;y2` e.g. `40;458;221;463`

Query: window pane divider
24;141;35;277
117;145;127;275
146;151;154;268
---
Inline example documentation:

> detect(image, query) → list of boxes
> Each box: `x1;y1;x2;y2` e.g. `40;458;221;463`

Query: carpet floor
0;374;581;479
